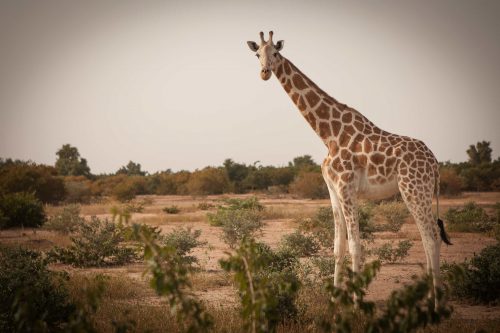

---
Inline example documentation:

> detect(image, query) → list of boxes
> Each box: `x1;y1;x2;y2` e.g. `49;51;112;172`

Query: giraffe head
247;31;284;81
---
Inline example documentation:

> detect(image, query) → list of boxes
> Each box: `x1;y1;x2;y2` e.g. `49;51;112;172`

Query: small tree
289;155;320;172
467;141;492;165
116;161;146;176
55;144;91;177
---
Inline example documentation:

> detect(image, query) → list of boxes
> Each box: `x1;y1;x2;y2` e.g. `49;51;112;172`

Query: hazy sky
1;0;499;174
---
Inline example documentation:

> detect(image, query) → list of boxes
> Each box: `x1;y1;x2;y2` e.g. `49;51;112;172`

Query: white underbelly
356;171;399;200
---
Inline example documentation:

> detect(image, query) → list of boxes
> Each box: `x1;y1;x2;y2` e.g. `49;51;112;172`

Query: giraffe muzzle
261;68;272;80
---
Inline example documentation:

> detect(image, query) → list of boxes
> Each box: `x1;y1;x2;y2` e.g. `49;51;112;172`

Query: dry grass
135;213;206;226
0;229;71;250
262;205;319;220
191;271;233;291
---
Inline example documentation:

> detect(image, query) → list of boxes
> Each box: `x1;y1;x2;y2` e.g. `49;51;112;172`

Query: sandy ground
2;192;500;320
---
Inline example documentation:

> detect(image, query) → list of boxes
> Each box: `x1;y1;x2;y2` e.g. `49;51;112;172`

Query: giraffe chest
355;169;399;200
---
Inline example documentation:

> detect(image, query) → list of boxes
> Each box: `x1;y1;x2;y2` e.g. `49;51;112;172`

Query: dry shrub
289;171;328;199
186;167;230;195
439;167;463;196
64;178;92;204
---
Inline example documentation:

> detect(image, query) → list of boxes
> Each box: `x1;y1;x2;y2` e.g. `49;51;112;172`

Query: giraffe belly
356;173;399;200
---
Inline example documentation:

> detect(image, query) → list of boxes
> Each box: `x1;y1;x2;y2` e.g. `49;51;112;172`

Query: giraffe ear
275;40;284;51
247;41;259;52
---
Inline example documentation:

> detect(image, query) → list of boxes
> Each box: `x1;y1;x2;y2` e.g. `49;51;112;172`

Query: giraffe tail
436;171;452;245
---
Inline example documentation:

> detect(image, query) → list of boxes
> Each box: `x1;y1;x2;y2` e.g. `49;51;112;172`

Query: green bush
281;230;320;257
220;238;300;332
311;256;337;280
289;171;329;199
298;207;335;248
374;201;409;233
0;246;76;332
0;192;46;229
322;261;452;333
358;201;376;240
218;197;264;211
132;223;213;332
219;209;265;246
44;204;85;234
373;240;413;264
163;205;180;214
197;202;214;210
444;202;496;232
48;216;139;267
491;203;500;240
125;201;145;213
162;227;205;266
207;197;265;246
443;243;500;304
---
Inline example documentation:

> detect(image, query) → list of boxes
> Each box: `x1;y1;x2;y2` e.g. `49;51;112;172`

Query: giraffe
247;31;451;298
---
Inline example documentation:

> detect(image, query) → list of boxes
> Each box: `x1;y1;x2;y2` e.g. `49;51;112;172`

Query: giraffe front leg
337;186;361;275
325;186;347;287
322;165;348;287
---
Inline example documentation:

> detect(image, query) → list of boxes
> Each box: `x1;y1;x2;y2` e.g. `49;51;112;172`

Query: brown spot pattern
276;64;283;78
339;132;351;147
318;122;331;139
284;61;291;75
342;112;352;123
284;80;292;93
297;96;307;112
368;164;377;176
370;153;385;165
305;90;320;107
305;113;317;130
364;140;372;153
353;154;367;168
329;141;339;156
343;125;355;136
315;103;330;119
292;74;308;90
332;121;342;136
354;121;364;132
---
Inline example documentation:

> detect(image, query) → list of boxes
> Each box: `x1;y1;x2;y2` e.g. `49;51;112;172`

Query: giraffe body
247;32;449;299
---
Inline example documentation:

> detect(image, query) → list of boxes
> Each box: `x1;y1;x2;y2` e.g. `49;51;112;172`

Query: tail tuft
437;219;452;245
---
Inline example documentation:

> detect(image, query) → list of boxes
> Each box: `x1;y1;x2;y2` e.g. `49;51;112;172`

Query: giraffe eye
256;54;260;58
273;53;278;57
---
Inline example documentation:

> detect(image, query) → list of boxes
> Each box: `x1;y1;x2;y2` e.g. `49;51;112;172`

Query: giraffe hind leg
397;175;442;302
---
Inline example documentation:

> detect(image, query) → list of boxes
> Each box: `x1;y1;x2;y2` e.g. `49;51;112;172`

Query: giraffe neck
272;56;373;149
